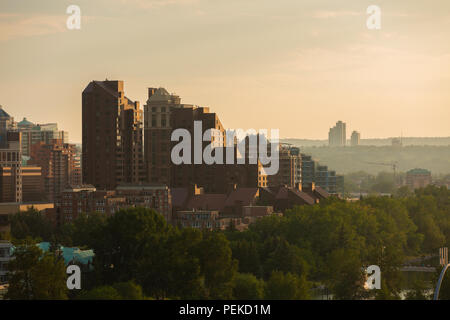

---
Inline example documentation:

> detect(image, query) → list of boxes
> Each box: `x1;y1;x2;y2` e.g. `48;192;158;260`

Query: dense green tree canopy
6;185;449;300
5;240;68;300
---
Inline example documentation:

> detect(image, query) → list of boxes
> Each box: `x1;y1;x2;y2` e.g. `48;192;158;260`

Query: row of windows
0;151;20;162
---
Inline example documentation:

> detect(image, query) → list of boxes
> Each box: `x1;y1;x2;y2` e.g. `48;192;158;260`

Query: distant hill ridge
282;137;450;147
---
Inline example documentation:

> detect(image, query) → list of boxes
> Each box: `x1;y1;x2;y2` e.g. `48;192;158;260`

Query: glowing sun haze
0;0;449;142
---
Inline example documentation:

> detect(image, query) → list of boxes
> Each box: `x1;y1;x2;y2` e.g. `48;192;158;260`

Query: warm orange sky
0;0;449;142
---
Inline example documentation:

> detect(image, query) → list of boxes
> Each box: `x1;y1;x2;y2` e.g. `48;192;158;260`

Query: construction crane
364;161;399;186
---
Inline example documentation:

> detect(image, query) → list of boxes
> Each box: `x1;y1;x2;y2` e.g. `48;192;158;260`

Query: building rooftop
0;106;11;119
147;87;177;102
407;168;431;175
64;185;97;192
37;242;94;266
225;188;259;207
187;194;227;211
116;183;168;191
17;117;35;127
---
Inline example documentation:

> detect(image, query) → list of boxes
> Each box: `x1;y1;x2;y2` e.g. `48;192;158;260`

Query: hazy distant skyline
1;0;449;142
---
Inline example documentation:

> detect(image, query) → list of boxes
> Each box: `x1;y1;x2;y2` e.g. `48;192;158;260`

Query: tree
233;273;264;300
395;186;412;198
112;281;145;300
370;172;395;194
137;227;206;299
404;279;430;300
77;286;122;300
5;241;67;300
265;271;310;300
263;238;309;279
230;239;262;278
324;249;366;300
69;212;107;247
193;231;238;299
375;279;400;300
90;207;170;285
9;208;54;241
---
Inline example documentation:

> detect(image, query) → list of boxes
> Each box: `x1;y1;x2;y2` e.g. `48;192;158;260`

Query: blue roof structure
17;117;35;127
37;242;95;266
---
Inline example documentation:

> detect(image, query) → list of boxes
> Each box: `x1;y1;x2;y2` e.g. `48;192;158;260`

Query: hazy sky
1;0;449;142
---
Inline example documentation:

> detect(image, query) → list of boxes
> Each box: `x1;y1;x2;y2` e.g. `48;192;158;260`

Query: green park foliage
5;185;450;300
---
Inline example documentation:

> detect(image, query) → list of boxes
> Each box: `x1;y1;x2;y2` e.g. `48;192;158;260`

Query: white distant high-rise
351;131;361;146
328;121;346;147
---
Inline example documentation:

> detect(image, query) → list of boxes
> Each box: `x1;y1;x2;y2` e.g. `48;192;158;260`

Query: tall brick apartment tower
170;106;226;190
29;139;77;201
144;88;228;187
144;88;183;185
0;131;22;203
82;80;145;190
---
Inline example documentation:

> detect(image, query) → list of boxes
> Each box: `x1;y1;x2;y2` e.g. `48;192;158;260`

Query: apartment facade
351;131;361;146
115;184;172;222
0;132;22;203
55;184;172;224
82;80;145;190
266;145;301;188
29;139;77;201
144;87;184;185
328;121;346;147
0;106;15;149
55;185;123;224
301;154;316;191
17;118;69;157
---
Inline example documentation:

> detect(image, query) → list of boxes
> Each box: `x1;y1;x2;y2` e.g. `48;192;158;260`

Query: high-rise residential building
169;105;269;193
0;106;16;149
29;139;77;201
71;144;82;186
315;165;329;190
21;166;44;202
328;121;346;147
170;105;227;190
0;131;22;203
143;88;185;185
301;154;316;190
299;153;343;194
17;118;69;157
351;131;360;146
266;145;301;188
82;80;145;190
327;170;337;194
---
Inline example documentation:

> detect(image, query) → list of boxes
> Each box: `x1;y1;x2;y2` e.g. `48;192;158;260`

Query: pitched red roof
186;194;227;211
313;186;330;199
225;188;259;206
289;189;315;205
275;187;289;199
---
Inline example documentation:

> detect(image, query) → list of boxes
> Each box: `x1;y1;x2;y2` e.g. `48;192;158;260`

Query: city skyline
1;0;450;142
